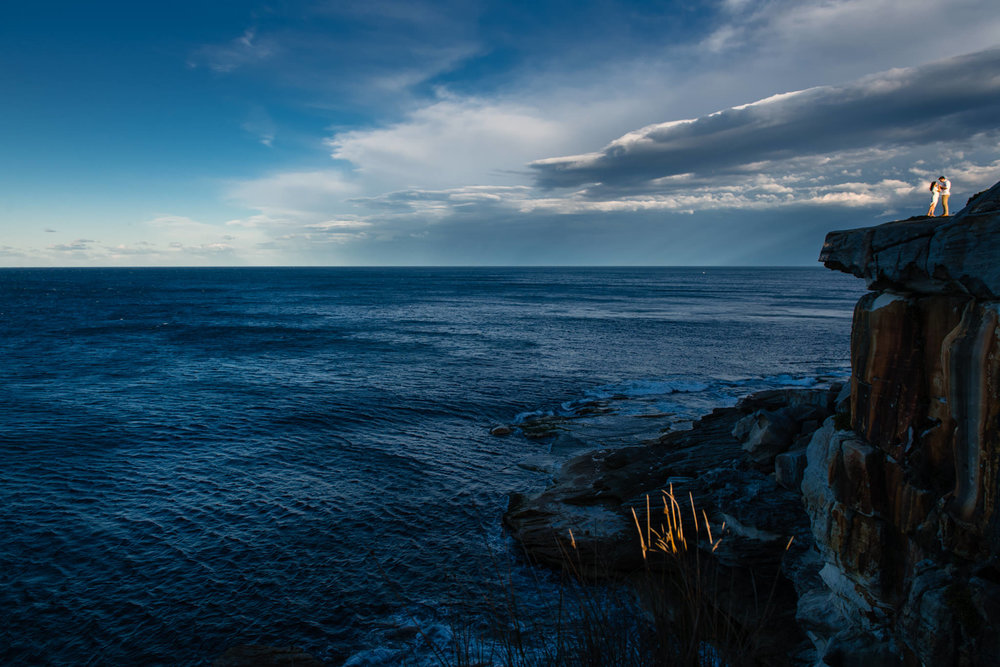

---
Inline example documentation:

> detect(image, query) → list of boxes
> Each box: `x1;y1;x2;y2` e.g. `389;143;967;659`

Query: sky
2;0;1000;267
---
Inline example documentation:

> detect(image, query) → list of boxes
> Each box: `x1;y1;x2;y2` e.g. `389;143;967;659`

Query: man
938;176;951;216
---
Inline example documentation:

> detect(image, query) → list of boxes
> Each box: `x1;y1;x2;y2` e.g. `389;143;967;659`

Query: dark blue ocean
0;267;864;665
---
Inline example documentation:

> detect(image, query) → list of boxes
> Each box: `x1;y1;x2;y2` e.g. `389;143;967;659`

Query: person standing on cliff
928;179;941;216
938;176;951;216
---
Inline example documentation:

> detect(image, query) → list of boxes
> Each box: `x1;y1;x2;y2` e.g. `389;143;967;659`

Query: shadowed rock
820;180;1000;299
503;387;840;662
804;178;1000;666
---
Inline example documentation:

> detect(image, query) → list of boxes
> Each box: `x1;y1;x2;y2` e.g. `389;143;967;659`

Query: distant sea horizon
1;264;832;269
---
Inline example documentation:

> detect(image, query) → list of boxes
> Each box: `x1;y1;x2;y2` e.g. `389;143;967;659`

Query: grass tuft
413;488;794;666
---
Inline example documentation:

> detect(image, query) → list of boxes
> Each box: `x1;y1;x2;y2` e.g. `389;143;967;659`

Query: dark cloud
530;48;1000;193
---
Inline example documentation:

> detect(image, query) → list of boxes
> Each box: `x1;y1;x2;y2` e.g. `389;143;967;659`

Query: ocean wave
512;409;557;424
763;374;819;387
586;379;710;400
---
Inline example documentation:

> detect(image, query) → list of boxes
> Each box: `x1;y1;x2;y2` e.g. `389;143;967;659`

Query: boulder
732;409;799;465
775;447;808;491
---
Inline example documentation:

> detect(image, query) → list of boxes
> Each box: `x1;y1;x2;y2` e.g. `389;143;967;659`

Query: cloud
305;220;373;230
699;0;1000;86
226;170;360;219
187;1;482;112
146;215;208;228
30;226;258;266
186;2;1000;266
530;48;1000;194
0;245;26;257
242;107;276;147
217;45;1000;265
328;96;568;189
48;239;97;252
188;28;276;73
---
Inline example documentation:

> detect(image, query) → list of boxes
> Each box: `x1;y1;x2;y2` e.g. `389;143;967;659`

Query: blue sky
3;0;1000;266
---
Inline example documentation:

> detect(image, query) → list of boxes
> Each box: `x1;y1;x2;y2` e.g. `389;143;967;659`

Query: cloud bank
9;0;1000;266
203;44;1000;266
530;49;1000;195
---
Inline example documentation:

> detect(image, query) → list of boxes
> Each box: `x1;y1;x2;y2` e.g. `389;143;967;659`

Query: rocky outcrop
504;388;838;573
811;180;1000;665
820;181;1000;299
504;386;841;662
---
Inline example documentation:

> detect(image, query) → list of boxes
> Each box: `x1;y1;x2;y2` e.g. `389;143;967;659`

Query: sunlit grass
631;485;725;559
379;486;794;666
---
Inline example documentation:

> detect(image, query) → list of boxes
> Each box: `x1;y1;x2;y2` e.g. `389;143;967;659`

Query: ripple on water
0;267;864;663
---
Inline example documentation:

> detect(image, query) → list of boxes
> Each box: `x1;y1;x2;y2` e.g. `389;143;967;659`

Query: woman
928;179;941;217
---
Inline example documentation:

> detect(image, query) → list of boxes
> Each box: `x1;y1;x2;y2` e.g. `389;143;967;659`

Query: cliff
503;182;1000;665
809;180;1000;664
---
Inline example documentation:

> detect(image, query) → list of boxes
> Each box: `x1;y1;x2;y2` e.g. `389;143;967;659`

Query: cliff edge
820;181;1000;299
502;182;1000;665
812;180;1000;664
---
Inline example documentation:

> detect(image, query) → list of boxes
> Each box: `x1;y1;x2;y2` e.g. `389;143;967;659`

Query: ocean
0;267;865;665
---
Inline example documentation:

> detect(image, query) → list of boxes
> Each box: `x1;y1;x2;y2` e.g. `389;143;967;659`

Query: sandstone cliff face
502;183;1000;665
813;180;1000;664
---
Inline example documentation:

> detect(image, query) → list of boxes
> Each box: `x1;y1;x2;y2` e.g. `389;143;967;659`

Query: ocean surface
0;267;865;665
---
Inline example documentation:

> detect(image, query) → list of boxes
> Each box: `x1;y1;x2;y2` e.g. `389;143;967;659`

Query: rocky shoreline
504;384;844;663
504;180;1000;666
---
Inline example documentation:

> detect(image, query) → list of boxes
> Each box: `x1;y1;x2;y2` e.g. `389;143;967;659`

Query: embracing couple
927;176;951;217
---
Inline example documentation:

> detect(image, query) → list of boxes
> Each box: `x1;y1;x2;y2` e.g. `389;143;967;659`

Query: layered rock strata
810;180;1000;665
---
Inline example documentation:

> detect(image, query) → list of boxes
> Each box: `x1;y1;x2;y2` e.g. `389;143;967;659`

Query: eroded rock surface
504;387;840;662
810;182;1000;665
820;180;1000;299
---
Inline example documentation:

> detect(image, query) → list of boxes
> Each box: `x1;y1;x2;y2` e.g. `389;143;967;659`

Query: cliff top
820;179;1000;299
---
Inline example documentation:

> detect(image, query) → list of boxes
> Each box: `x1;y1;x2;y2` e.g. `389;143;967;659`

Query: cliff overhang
810;178;1000;665
820;181;1000;299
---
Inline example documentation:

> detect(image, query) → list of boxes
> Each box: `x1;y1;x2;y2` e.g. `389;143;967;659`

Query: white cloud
216;44;1000;262
703;0;1000;81
0;245;25;257
48;239;96;252
328;96;569;189
227;170;360;219
305;219;373;230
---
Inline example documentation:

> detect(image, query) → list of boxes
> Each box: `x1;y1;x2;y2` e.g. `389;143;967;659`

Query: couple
928;176;951;217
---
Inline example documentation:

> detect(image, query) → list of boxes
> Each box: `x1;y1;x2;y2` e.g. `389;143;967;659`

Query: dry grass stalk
634;487;723;560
